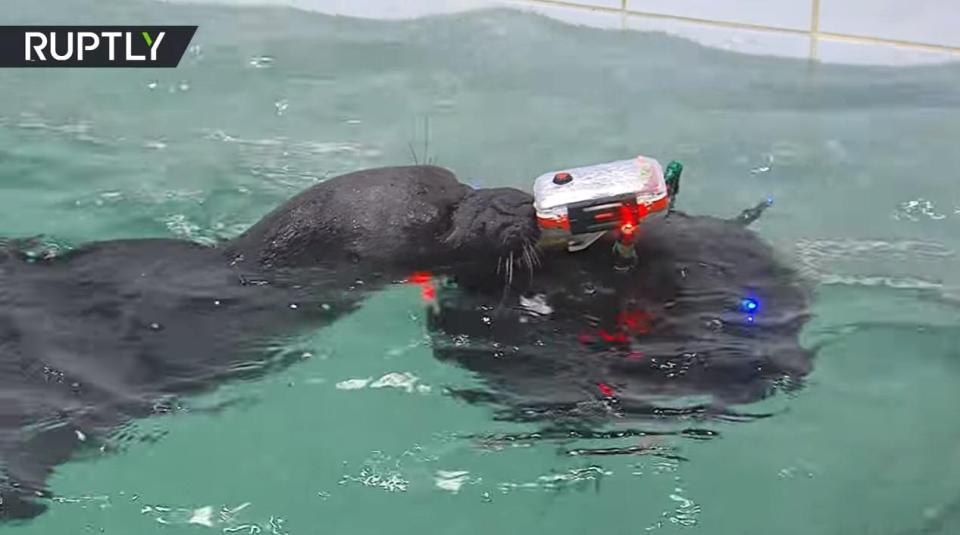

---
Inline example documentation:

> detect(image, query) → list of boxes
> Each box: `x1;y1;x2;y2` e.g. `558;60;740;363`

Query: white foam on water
435;470;472;493
189;506;216;527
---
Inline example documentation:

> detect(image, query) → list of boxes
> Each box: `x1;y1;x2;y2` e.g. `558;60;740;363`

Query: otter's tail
732;197;774;227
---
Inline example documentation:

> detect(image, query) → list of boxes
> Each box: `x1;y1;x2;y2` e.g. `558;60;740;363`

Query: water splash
434;470;478;494
140;501;288;533
666;486;701;527
335;372;431;394
497;465;612;494
749;154;773;175
894;198;950;221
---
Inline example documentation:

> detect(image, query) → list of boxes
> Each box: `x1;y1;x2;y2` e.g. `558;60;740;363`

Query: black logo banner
0;26;198;68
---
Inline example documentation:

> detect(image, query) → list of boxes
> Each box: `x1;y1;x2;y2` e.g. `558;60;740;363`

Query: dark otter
226;165;539;275
428;209;813;431
0;165;812;520
0;165;538;521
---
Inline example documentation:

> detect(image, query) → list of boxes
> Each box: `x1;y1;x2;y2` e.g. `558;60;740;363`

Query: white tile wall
172;0;960;65
816;38;959;66
627;0;811;31
625;14;811;59
819;0;960;48
507;1;625;29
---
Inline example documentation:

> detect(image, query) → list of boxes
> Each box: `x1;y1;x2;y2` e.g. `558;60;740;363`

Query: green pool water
2;1;960;533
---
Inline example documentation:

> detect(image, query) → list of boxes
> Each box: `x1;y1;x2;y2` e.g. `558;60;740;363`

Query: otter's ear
443;191;487;248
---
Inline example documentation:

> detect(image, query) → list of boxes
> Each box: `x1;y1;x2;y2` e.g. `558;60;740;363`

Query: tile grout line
818;31;960;54
809;0;821;61
522;0;960;55
526;0;809;34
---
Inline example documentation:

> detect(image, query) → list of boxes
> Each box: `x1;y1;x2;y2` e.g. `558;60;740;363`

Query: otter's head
442;188;541;282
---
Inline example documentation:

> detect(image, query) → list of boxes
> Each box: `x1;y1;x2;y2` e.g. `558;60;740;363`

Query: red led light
407;271;436;303
597;329;628;344
421;285;436;301
617;309;651;334
619;203;639;236
597;382;615;397
408;271;432;284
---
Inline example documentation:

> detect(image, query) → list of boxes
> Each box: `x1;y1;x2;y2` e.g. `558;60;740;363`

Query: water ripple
140;502;288;533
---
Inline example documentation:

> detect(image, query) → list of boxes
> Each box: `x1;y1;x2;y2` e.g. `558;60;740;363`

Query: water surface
1;1;960;533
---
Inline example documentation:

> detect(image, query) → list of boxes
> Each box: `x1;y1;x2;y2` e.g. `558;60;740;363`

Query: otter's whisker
507;251;515;286
527;242;539;268
407;141;419;165
525;239;542;268
522;245;534;279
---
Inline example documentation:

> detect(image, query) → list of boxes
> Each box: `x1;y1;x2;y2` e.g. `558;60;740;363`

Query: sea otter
428;208;812;428
0;165;537;520
0;165;812;520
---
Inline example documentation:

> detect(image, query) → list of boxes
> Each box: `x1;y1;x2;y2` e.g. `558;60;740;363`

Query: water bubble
149;322;163;331
274;100;288;116
248;55;274;69
289;304;298;310
750;154;773;175
177;81;190;92
147;81;158;90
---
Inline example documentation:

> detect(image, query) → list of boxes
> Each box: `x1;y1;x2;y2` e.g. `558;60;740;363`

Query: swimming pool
2;0;960;533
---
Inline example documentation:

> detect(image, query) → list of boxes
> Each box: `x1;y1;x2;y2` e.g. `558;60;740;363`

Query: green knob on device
664;160;683;211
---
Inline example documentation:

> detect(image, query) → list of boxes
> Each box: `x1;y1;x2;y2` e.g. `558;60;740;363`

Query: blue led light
740;297;759;313
746;315;755;323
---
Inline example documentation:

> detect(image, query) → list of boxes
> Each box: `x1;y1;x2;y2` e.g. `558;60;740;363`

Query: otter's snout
446;188;540;256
